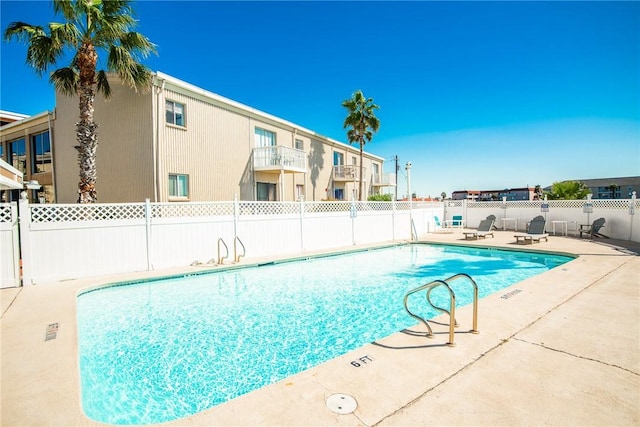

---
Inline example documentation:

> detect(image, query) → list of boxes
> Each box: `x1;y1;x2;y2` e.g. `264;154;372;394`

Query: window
333;151;344;166
168;174;189;198
255;128;276;147
166;100;185;126
295;139;303;150
257;182;276;201
296;184;304;200
31;131;51;173
352;156;357;165
334;188;344;200
8;138;26;174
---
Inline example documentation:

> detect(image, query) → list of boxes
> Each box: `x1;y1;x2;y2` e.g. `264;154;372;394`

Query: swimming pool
77;244;571;425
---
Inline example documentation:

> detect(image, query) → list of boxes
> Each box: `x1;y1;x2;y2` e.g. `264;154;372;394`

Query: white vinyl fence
444;198;640;241
0;204;19;288
1;196;638;287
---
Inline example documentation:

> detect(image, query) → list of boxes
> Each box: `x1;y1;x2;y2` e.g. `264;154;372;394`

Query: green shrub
367;194;392;201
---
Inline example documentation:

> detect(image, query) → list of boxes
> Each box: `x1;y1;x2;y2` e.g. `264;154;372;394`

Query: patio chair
579;218;608;239
514;215;548;244
463;218;495;240
443;215;464;229
433;216;453;233
487;214;498;230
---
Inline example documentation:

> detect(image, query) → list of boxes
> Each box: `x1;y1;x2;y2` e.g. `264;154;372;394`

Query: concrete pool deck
1;231;639;426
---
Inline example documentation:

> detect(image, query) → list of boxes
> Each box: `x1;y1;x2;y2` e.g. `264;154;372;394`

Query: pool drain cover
326;393;357;415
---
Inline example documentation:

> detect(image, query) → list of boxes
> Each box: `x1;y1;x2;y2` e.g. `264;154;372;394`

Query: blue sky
1;1;639;198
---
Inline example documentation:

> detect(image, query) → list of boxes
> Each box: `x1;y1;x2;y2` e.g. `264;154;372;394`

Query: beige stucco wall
54;81;154;203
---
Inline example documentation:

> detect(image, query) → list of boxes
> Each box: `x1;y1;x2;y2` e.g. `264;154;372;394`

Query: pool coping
1;231;639;426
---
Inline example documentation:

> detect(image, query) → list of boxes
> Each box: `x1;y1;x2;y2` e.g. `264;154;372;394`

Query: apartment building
52;71;394;203
574;176;639;199
452;187;536;201
0;111;55;203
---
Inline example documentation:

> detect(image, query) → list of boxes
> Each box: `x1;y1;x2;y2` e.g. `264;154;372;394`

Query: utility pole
394;155;399;200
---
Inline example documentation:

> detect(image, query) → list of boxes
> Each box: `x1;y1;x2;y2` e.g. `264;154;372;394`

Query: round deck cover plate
326;393;357;414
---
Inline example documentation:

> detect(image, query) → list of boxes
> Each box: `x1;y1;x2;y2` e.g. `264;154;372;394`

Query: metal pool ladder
403;273;479;347
233;236;245;263
217;238;229;265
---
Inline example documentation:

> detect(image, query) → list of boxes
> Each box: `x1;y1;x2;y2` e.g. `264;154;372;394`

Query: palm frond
50;67;78;96
4;22;44;43
127;63;153;93
96;70;112;98
49;21;80;46
119;32;156;58
52;0;76;21
25;33;60;75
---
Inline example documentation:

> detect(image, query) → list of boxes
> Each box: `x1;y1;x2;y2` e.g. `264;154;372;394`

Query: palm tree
5;0;155;203
545;181;591;200
342;90;380;201
608;184;619;199
534;185;543;200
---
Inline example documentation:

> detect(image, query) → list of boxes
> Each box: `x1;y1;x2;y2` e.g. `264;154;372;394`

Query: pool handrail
403;280;456;346
426;273;479;334
234;236;246;263
404;273;479;347
217;238;229;265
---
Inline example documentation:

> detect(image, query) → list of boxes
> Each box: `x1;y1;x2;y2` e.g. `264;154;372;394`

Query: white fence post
18;197;33;286
233;194;239;240
392;199;396;240
350;198;357;245
299;196;305;252
629;191;636;241
145;199;152;271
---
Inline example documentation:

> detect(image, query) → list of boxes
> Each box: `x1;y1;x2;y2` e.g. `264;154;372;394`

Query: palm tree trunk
75;42;99;203
359;141;364;201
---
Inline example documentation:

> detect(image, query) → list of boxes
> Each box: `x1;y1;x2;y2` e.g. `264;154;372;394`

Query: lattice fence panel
304;202;352;213
394;202;412;211
30;203;145;223
238;202;300;216
0;204;14;223
354;201;393;211
152;202;233;218
468;199;638;210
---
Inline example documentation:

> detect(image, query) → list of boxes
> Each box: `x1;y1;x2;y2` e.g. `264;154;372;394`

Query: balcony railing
372;172;397;187
253;146;306;172
333;165;366;181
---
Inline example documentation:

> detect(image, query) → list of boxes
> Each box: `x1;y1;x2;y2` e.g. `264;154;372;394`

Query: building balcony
253;146;306;173
333;165;366;182
371;172;397;187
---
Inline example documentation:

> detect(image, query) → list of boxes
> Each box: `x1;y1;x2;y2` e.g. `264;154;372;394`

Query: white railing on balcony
253;146;306;171
333;165;366;181
372;172;396;186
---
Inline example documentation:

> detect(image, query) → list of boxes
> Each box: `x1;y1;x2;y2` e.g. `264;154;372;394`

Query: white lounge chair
463;218;495;240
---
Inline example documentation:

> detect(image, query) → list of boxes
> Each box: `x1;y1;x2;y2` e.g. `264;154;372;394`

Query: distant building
0;111;55;203
544;177;639;199
0;110;29;127
452;187;536;201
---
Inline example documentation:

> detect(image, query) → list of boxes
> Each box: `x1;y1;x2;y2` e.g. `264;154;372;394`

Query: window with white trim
31;131;51;174
168;174;189;198
166;100;185;126
255;127;276;147
295;138;303;150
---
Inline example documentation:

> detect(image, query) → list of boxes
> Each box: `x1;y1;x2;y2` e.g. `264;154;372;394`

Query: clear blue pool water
77;244;571;425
